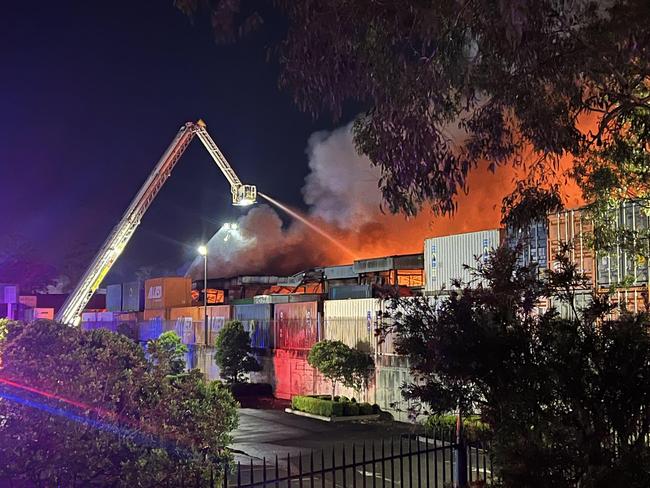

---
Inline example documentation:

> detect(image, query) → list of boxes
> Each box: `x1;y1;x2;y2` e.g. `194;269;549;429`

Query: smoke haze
188;123;583;280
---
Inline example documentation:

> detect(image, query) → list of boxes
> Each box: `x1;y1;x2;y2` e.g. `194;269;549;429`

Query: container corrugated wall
596;202;650;288
234;303;274;349
323;298;382;353
105;284;123;312
122;281;144;311
144;277;192;310
323;264;358;280
505;220;548;270
424;230;502;292
605;287;648;316
328;285;372;300
0;284;18;304
548;209;595;287
274;301;321;350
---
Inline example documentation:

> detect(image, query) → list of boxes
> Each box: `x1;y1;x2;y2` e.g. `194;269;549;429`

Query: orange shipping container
548;209;596;287
601;287;648;317
143;308;170;321
144;277;191;310
208;305;232;320
170;306;202;321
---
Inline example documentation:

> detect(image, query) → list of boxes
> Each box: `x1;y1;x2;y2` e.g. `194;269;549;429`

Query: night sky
1;1;341;284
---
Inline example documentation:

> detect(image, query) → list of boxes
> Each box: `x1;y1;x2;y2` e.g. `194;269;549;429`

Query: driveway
231;408;421;464
226;409;481;487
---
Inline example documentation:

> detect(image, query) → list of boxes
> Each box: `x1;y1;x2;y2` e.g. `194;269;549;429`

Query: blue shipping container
233;303;273;349
106;284;122;312
506;220;548;270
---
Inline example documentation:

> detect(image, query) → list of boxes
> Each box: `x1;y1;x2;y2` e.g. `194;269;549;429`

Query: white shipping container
323;298;384;353
424;230;502;292
253;294;290;304
0;284;18;304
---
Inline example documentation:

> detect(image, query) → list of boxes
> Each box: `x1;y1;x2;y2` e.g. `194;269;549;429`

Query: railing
223;432;494;488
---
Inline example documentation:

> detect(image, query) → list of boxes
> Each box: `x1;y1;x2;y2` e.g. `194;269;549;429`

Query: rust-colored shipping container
170;306;202;321
274;301;321;350
143;308;170;321
600;287;648;317
19;295;37;308
548;209;596;286
191;305;232;345
144;277;192;310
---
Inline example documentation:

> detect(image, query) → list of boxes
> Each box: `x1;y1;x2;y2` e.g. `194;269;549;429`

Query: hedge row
291;395;380;417
291;396;343;417
425;414;491;441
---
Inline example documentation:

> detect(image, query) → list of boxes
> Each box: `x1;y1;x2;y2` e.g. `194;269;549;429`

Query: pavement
231;408;422;464
226;409;487;487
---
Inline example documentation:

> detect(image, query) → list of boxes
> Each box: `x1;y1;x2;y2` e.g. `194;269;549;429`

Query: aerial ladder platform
56;120;256;325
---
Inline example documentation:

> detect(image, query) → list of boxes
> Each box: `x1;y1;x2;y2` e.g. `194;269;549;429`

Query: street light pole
198;245;209;346
203;251;208;345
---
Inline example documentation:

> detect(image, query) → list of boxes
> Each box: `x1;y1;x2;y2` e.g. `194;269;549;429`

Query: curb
284;408;381;423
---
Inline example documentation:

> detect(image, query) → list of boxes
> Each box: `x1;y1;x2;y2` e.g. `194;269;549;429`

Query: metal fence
223;432;493;488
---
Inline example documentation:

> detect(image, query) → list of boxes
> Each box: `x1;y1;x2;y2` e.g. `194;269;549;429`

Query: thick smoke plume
188;123;583;280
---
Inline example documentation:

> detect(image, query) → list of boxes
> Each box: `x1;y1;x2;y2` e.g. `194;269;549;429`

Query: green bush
359;402;373;415
339;396;349;402
425;414;491;441
291;395;379;418
343;402;359;416
331;401;344;417
292;395;345;417
350;397;357;403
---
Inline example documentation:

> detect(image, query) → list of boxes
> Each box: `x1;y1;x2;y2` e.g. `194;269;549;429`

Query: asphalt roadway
227;409;492;487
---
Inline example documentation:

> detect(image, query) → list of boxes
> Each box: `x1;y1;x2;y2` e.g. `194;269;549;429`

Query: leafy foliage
0;320;238;486
381;246;650;487
178;0;649;218
214;320;261;383
425;414;490;443
290;395;377;417
291;395;343;417
0;318;8;342
147;330;189;375
307;340;374;399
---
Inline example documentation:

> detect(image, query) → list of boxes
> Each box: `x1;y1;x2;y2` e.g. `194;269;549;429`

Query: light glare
197;245;208;256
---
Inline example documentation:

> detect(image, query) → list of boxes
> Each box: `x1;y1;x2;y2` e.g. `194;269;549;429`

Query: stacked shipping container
233;303;274;349
274;301;321;350
548;209;596;286
323;298;382;354
424;229;502;293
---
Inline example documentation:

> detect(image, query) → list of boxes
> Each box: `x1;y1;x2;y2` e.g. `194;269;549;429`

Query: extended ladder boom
56;121;256;325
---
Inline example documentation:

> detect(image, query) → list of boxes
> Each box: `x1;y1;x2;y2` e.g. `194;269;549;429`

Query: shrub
339;396;349;402
359;403;373;415
343;402;359;416
214;320;261;383
291;395;378;418
292;395;345;417
425;414;490;442
0;321;238;485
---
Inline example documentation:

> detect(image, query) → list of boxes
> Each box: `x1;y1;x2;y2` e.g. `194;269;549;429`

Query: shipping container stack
233;303;274;349
424;229;503;294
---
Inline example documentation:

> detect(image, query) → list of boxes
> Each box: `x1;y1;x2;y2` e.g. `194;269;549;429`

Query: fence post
454;414;468;488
